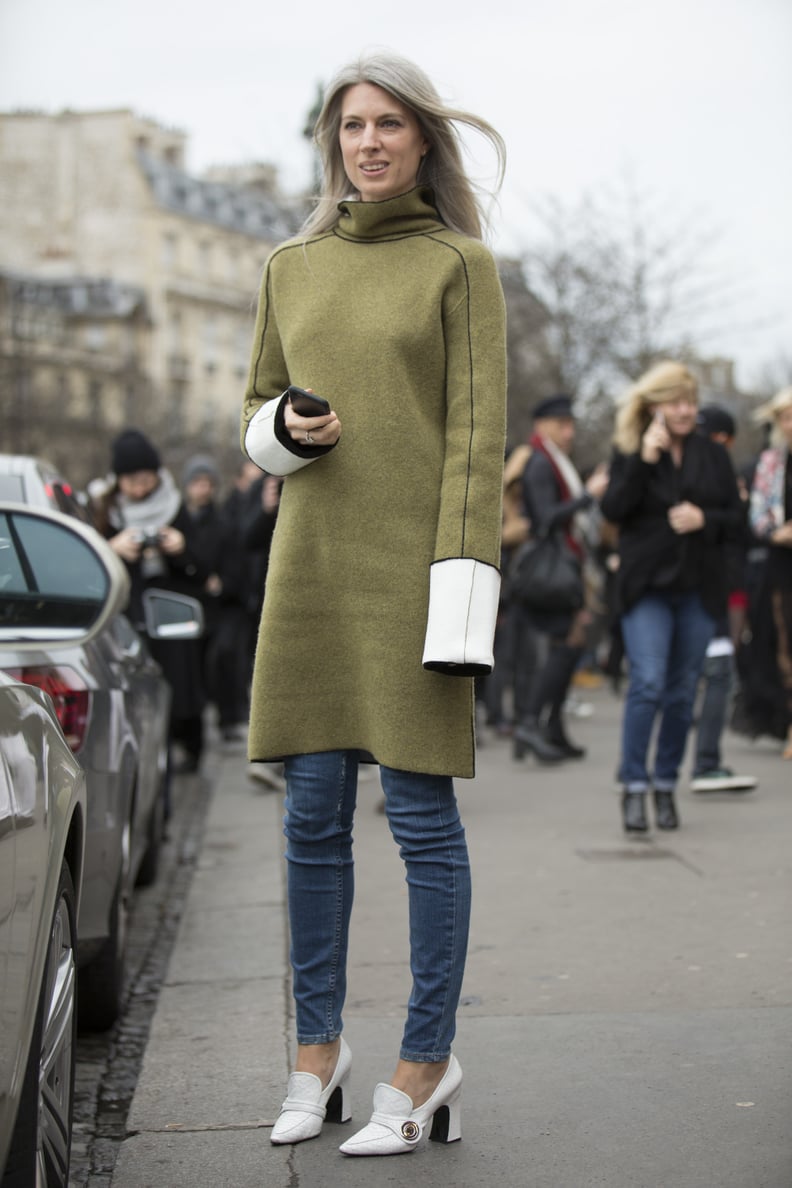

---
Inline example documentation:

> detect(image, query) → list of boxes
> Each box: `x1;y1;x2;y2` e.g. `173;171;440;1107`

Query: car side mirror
0;503;130;650
142;589;204;639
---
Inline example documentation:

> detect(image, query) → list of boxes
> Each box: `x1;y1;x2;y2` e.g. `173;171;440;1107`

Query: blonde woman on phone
600;362;743;833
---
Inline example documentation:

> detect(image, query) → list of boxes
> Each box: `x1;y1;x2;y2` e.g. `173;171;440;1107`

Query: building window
168;309;183;354
56;373;71;410
85;323;106;351
88;380;102;422
235;322;251;377
226;249;239;285
201;402;216;443
198;240;212;279
162;232;179;271
204;314;218;373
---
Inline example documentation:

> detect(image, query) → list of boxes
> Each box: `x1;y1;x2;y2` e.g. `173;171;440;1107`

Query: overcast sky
1;0;789;389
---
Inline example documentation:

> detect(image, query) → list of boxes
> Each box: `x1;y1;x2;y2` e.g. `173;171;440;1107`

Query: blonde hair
752;385;792;446
301;51;506;240
613;360;698;454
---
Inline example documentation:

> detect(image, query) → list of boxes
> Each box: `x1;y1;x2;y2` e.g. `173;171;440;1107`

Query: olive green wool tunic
241;187;507;777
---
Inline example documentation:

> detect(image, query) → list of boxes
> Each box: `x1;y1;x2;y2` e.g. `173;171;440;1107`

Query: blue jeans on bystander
283;750;471;1062
619;591;715;792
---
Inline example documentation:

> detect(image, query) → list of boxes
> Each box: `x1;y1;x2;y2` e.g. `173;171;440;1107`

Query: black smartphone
286;385;331;417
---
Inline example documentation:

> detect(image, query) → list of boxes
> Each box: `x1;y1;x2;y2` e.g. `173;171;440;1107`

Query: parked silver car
0;456;202;1030
0;503;202;1186
0;505;112;1185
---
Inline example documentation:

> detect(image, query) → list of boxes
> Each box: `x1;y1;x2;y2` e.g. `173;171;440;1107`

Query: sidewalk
111;689;791;1187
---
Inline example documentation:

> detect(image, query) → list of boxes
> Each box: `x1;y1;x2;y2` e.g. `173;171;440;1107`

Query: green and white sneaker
691;768;757;793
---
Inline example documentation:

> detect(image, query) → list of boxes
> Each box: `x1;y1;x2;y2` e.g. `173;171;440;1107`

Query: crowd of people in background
87;430;284;800
86;375;792;838
483;370;792;834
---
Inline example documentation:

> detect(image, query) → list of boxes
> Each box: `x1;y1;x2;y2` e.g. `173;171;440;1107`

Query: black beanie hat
111;429;161;476
532;393;574;420
697;404;736;438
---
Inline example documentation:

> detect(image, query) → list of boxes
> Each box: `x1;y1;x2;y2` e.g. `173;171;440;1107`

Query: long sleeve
422;244;507;675
600;450;655;523
240;250;336;476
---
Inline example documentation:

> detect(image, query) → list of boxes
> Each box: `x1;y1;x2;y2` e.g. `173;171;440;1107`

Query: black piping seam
425;233;475;558
429;557;501;575
249;236;334;399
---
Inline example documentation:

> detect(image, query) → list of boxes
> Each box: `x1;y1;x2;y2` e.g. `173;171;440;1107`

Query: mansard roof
137;149;301;240
1;271;149;320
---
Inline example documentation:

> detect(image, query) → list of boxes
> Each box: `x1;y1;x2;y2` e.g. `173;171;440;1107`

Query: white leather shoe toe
339;1055;462;1157
270;1036;352;1145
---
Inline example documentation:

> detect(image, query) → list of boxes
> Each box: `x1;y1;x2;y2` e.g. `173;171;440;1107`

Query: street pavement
110;686;791;1187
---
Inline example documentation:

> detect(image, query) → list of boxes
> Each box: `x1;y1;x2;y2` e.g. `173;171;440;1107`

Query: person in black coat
511;394;609;762
181;454;254;745
688;406;757;792
601;363;743;834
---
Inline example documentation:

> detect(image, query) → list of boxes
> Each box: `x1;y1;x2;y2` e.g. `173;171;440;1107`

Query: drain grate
576;847;677;861
576;847;703;875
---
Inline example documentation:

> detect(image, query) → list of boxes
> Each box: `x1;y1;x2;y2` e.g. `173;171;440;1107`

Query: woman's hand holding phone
641;407;671;464
283;385;342;447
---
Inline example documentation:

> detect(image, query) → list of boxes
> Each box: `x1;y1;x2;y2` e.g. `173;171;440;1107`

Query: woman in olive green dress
241;51;507;1157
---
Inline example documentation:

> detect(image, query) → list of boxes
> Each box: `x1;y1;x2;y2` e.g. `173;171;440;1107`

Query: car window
0;512;109;631
0;475;25;501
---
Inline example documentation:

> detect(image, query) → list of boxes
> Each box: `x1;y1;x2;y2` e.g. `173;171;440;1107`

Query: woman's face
775;405;792;446
339;83;428;204
656;393;699;438
118;470;159;501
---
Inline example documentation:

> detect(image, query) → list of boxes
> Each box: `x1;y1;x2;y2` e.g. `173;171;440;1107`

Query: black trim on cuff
423;660;493;677
274;395;336;460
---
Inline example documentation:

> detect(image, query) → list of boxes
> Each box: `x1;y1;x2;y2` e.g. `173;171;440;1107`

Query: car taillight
6;666;91;753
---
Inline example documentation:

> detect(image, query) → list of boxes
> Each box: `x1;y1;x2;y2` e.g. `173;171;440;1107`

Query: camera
134;528;166;579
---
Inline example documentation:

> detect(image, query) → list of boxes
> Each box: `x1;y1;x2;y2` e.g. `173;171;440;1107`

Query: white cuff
244;395;322;476
422;558;500;676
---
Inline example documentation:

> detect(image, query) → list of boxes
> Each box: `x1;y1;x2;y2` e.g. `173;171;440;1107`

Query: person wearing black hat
511;395;609;762
91;429;210;775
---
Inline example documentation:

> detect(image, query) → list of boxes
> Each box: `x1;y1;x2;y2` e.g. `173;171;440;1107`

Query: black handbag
509;532;584;612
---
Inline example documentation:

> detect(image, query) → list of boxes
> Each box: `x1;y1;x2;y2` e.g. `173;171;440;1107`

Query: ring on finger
304;431;314;444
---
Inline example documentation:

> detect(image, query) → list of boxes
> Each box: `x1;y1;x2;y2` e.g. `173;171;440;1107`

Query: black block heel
429;1105;451;1142
325;1084;345;1123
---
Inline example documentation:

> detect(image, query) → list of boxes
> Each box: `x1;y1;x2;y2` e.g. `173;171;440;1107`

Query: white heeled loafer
339;1054;462;1156
270;1036;352;1145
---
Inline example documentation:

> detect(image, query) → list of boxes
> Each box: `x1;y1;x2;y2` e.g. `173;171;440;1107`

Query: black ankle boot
654;790;679;830
545;717;586;759
621;791;648;833
513;721;566;763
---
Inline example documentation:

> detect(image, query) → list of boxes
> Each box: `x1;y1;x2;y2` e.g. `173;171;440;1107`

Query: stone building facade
0;109;302;481
0;272;151;485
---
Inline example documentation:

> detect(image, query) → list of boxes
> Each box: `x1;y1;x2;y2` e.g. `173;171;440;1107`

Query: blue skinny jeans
282;750;471;1062
619;591;715;792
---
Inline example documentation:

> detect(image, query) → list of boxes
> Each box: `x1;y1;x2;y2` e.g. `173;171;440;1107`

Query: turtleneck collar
334;186;445;242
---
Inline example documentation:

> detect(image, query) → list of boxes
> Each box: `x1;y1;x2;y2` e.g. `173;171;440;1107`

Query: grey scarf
107;468;181;535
